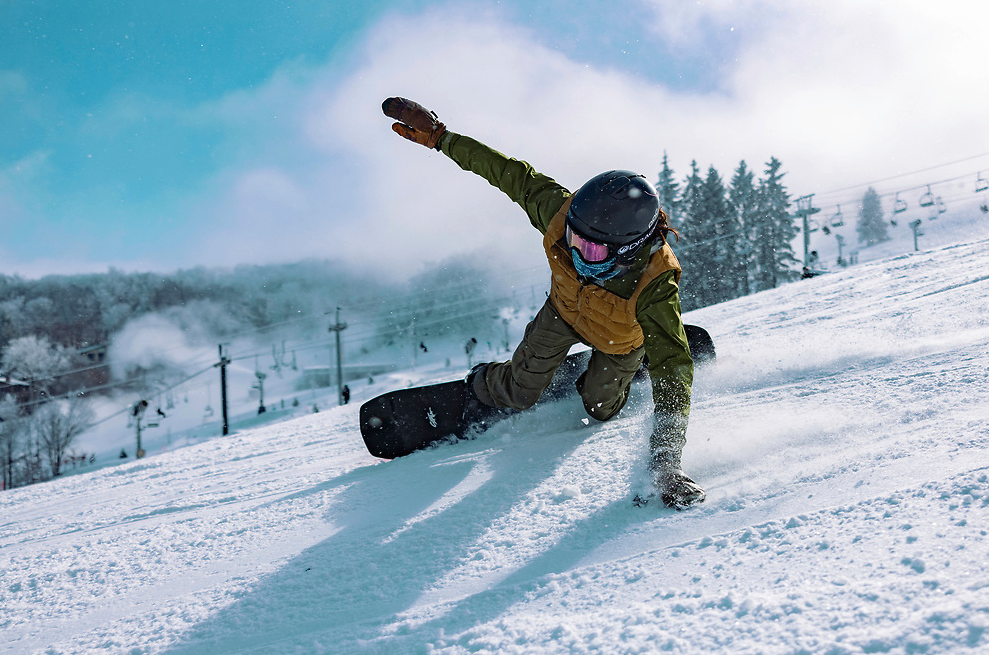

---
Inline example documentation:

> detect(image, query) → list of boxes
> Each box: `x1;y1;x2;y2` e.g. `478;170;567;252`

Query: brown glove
381;97;447;150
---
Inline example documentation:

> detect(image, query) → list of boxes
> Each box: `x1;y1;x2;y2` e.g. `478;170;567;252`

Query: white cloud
641;0;989;192
187;1;989;280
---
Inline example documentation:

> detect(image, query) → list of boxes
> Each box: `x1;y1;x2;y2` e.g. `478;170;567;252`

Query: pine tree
728;161;758;297
677;161;707;309
751;158;798;291
656;151;681;229
700;165;736;305
856;187;888;246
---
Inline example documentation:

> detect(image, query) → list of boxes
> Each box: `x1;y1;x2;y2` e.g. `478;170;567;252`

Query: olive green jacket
438;132;693;439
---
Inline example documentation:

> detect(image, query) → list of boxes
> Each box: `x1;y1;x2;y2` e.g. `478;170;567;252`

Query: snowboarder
382;97;705;510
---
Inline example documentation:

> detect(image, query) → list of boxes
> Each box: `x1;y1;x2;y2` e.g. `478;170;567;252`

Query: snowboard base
360;379;468;460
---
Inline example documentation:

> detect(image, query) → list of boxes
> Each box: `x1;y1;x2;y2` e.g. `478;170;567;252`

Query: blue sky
2;0;988;279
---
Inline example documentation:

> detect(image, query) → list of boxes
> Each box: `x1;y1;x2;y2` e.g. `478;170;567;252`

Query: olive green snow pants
472;299;645;421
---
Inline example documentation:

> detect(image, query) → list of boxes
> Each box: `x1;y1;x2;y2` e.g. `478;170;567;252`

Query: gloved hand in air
381;97;447;150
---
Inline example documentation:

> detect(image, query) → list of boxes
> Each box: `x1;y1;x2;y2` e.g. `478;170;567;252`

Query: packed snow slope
3;237;989;655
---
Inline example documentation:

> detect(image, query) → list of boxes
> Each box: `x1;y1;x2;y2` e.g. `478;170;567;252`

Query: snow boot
462;363;513;434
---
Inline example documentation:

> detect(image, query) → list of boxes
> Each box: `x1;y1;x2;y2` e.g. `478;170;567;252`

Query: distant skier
341;385;351;405
382;97;704;509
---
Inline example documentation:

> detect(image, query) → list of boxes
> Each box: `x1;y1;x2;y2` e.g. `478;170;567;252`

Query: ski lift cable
207;289;521;365
93;278;531;376
224;293;531;364
814;151;989;198
126;266;533;351
676;226;752;252
347;283;546;334
810;170;989;213
78;364;217;433
886;188;985;213
218;293;525;364
15;361;217;413
341;263;545;310
13;336;217;386
291;277;536;346
364;285;543;323
189;262;547;348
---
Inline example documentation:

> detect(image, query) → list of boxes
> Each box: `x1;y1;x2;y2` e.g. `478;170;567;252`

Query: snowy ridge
2;238;989;654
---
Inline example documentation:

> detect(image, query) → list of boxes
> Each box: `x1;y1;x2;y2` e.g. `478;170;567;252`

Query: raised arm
383;96;569;233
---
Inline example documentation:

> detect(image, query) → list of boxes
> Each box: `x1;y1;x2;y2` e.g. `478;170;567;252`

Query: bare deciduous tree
0;395;25;490
33;398;94;478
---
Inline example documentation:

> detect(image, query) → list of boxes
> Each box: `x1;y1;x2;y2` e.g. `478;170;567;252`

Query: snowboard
360;324;715;459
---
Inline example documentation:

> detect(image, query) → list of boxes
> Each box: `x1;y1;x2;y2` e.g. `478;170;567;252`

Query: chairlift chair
270;344;282;371
918;185;935;208
830;204;844;228
976;173;989;193
893;193;908;214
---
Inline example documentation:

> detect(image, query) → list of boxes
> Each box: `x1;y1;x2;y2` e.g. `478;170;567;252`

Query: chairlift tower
131;399;156;459
328;308;348;406
215;344;231;435
795;195;821;269
254;370;267;415
909;219;924;252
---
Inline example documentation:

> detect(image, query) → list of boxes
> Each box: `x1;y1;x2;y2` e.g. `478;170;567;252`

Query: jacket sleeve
636;270;693;458
438;131;570;234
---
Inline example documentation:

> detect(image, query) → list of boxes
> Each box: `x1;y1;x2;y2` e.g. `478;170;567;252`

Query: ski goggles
566;225;612;263
567;223;657;266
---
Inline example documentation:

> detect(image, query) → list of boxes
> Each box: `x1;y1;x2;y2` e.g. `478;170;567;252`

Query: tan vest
543;197;682;354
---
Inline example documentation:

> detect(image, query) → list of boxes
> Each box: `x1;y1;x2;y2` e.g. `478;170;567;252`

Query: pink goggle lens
566;226;611;262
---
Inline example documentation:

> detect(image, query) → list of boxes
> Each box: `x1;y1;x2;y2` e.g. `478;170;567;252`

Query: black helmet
566;170;660;250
